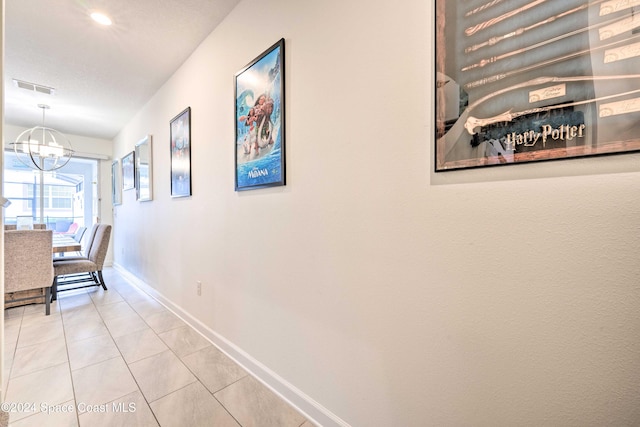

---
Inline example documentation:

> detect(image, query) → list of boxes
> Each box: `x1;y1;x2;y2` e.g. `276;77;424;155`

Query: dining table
52;234;82;254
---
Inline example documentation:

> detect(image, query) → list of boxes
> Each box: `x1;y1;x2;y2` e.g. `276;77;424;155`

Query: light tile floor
3;268;313;427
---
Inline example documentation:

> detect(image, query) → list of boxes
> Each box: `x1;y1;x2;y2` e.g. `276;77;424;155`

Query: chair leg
45;287;51;315
97;270;107;291
52;277;58;301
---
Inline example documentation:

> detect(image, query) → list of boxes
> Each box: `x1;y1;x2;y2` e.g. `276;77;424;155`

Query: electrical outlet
197;281;202;296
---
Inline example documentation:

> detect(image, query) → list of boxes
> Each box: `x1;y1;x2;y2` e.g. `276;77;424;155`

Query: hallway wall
112;1;640;425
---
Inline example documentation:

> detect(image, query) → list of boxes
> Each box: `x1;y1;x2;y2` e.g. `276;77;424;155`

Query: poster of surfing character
234;38;285;190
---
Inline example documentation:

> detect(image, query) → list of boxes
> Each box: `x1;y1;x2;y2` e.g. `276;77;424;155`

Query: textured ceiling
4;0;240;140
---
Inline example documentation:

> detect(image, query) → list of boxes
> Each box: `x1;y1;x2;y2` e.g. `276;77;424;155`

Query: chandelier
10;104;74;171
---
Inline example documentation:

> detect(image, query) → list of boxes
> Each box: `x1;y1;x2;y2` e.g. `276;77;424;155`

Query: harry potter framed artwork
435;0;640;171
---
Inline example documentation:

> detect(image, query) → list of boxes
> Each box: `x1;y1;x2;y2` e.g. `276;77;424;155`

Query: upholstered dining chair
67;226;88;256
52;224;111;298
4;229;55;315
73;226;87;243
4;223;46;230
57;223;98;259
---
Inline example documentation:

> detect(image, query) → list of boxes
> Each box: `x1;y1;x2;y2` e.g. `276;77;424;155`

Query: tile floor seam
177;350;250;395
78;362;160;425
5;307;69;425
59;286;153;425
4;314;24;383
6;270;312;427
3;311;23;421
164;340;253;422
106;286;243;425
212;389;245;427
167;344;208;360
70;354;122;373
117;287;294;427
170;348;250;423
117;343;167;365
59;300;82;427
211;374;248;396
88;286;163;427
148;321;185;335
143;377;201;405
6;357;68;381
130;315;221;393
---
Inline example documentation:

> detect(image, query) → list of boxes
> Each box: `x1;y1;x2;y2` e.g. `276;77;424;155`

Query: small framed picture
135;135;153;202
170;107;192;198
122;151;135;191
234;38;285;191
112;160;122;205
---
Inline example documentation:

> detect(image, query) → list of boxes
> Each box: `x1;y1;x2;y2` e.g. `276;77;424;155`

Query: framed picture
234;38;285;191
170;107;192;198
112;160;122;205
435;1;640;172
135;135;153;202
122;151;135;190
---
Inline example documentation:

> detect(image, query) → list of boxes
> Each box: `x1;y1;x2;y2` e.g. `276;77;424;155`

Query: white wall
112;0;640;425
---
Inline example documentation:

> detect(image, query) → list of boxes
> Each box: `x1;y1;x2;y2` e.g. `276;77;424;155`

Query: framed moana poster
234;38;285;190
435;0;640;171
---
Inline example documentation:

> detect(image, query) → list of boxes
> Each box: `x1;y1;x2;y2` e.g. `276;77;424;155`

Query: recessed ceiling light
90;12;112;26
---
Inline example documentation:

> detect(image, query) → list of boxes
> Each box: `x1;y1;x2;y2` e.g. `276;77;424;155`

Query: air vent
12;79;55;95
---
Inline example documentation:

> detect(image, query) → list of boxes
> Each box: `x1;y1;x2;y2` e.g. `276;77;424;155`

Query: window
3;151;98;230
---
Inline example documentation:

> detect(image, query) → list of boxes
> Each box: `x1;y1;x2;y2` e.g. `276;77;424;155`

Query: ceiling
4;0;240;140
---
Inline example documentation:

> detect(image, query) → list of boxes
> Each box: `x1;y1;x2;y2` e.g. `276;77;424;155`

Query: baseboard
112;264;350;427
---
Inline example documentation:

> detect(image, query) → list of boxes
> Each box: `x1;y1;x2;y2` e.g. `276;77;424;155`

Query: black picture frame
435;1;640;171
234;38;285;191
122;151;135;191
170;107;192;198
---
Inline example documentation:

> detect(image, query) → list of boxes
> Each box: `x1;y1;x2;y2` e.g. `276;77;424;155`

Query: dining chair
69;226;88;255
4;223;46;230
4;229;55;315
58;223;98;259
52;224;111;298
54;224;95;258
73;226;87;243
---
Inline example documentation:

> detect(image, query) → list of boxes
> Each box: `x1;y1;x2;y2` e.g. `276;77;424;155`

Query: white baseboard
112;264;350;427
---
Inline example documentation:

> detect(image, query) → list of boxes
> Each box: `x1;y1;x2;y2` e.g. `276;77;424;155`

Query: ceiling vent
12;79;55;95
